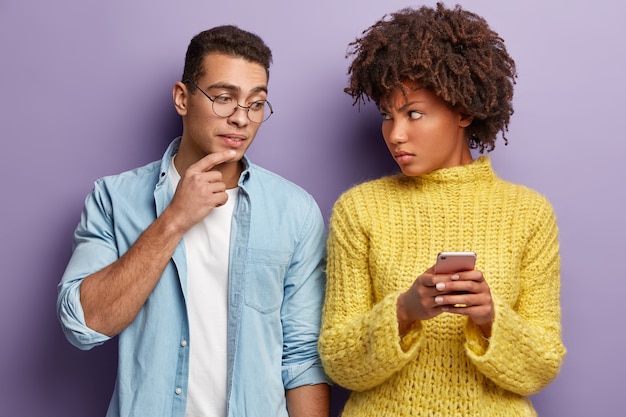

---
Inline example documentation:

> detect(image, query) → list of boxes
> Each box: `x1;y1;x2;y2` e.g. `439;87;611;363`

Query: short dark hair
345;3;517;152
182;25;273;89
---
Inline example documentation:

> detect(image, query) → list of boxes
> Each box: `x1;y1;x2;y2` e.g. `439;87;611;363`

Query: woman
318;4;566;416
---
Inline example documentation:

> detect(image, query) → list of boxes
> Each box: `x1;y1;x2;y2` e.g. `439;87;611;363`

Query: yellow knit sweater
319;157;566;417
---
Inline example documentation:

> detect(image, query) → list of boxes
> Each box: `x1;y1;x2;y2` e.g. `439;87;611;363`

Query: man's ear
173;81;188;116
459;113;474;128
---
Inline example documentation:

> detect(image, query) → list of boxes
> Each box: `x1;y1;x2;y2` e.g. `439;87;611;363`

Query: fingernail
435;296;443;304
451;274;460;280
436;282;445;291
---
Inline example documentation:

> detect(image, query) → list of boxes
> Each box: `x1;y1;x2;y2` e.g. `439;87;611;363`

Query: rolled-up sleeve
56;182;117;350
280;196;331;389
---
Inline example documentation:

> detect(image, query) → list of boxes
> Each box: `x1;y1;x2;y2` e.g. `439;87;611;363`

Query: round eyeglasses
184;79;273;123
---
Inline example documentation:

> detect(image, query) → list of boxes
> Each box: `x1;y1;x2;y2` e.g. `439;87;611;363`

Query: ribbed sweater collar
402;156;495;187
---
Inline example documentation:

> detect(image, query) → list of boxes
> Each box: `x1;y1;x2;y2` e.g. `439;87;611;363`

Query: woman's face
379;80;474;176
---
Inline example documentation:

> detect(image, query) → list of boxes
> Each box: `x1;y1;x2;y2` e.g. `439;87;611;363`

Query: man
57;25;330;417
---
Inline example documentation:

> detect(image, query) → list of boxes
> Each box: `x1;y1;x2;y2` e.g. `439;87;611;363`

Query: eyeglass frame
183;79;274;123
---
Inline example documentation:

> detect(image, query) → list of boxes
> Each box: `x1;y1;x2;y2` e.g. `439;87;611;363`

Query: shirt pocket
243;248;291;313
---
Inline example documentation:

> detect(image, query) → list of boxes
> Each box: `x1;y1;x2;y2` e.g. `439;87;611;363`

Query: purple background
1;0;624;416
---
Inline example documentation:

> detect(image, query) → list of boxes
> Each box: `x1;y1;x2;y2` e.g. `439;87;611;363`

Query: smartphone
434;251;477;274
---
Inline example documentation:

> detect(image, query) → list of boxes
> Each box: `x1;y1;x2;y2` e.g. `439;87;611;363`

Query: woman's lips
394;152;413;164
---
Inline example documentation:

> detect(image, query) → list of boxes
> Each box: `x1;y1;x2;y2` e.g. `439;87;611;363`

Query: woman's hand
397;266;494;337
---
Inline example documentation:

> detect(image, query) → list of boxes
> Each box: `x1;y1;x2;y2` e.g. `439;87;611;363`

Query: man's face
176;53;269;166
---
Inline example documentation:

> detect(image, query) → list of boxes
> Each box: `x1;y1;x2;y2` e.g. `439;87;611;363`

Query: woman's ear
172;81;188;116
459;113;474;128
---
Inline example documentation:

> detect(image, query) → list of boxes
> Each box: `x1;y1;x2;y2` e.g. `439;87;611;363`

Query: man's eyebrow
205;82;268;95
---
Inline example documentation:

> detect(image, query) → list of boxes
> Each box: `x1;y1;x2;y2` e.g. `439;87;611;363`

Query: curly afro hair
345;3;517;152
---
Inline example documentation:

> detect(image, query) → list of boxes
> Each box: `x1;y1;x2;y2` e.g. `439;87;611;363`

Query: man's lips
221;134;246;142
220;134;248;148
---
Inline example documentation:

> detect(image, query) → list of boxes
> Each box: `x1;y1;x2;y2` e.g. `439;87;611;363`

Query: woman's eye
409;111;423;120
380;112;391;120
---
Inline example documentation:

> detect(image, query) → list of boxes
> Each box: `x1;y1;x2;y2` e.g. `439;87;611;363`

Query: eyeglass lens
211;94;272;123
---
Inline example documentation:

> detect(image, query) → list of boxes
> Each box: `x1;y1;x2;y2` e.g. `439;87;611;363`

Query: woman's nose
384;120;408;144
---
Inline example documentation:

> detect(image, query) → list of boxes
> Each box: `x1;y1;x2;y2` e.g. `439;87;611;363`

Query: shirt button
175;388;182;395
181;340;187;347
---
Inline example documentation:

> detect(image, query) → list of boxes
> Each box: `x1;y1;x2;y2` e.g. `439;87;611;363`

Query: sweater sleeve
318;192;422;391
465;196;566;395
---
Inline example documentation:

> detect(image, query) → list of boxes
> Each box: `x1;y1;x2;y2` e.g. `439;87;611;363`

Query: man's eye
249;101;265;111
409;111;423;120
215;95;234;104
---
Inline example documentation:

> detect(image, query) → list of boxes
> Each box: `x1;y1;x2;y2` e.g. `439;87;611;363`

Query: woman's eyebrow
397;100;425;112
380;100;426;113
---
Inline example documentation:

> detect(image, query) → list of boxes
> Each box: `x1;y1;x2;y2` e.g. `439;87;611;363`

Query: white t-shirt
169;158;237;417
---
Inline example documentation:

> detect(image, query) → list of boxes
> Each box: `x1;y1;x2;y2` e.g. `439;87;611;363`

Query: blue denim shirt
57;138;330;417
